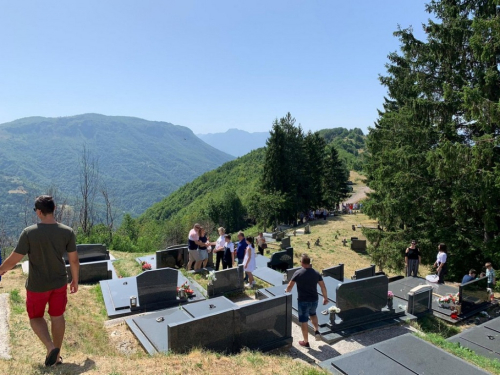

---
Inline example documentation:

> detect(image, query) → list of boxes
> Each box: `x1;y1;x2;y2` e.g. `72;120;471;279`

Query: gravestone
460;277;489;315
275;232;285;241
322;264;344;282
136;268;178;309
267;247;294;272
448;317;500;360
353;264;375;280
350;237;358;241
280;236;291;250
66;260;112;284
407;285;432;316
208;265;244;297
156;246;188;269
63;244;109;264
351;239;367;251
336;275;388;321
285;267;301;283
304;224;310;234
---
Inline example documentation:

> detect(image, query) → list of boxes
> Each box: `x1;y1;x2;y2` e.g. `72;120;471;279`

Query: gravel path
0;293;12;360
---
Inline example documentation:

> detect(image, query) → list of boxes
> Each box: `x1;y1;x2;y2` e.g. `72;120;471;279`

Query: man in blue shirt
236;231;248;281
461;269;476;284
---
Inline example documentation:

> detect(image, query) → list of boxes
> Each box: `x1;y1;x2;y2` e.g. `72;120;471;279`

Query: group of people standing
188;225;258;288
404;240;448;283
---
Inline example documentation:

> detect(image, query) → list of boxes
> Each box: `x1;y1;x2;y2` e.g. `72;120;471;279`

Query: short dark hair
238;231;244;237
35;195;55;215
469;269;476;275
438;243;447;253
245;236;254;245
224;234;231;240
301;253;311;265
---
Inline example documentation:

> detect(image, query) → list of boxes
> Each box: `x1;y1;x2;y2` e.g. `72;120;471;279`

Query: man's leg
300;322;309;343
50;315;65;353
310;314;319;332
30;318;55;356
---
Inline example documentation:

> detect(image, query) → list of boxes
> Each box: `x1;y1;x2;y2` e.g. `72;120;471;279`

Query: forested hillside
0;114;233;235
317;128;366;171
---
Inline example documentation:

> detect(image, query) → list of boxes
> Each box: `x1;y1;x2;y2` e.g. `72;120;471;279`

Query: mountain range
197;129;269;157
0;114;233;234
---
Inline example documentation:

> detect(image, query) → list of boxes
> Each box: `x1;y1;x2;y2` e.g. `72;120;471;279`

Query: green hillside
317;127;366;171
0;114;233;235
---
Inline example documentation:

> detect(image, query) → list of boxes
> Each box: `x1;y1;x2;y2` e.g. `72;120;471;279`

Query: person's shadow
37;358;96;374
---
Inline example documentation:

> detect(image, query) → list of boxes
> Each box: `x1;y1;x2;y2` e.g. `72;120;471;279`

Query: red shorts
26;285;67;319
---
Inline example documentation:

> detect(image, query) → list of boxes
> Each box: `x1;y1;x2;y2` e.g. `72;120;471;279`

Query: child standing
486;262;496;289
222;234;234;269
244;236;257;288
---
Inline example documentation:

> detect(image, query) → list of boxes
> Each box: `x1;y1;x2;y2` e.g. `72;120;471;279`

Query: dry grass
110;251;151;278
0;266;327;375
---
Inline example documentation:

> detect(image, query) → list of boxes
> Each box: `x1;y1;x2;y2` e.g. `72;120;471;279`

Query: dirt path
344;185;372;204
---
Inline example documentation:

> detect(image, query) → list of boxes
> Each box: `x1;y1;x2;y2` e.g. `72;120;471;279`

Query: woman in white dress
243;236;257;287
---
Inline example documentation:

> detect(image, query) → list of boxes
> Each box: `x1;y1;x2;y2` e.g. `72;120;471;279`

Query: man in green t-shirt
0;195;79;367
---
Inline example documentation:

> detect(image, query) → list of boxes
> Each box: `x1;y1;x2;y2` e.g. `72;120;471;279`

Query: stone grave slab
352;264;375;280
253;267;285;287
255;254;270;269
127;295;292;354
389;277;488;323
322;264;344;282
407;285;432;316
136;268;178;309
285;267;301;283
280;236;291;250
350;239;366;252
156;246;188;269
100;268;205;318
320;346;414;375
236;294;292;351
207;265;244;297
460;276;489;314
63;244;109;264
336;275;388;321
321;334;489;375
448;317;500;360
267;247;294;272
136;254;157;270
66;260;112;284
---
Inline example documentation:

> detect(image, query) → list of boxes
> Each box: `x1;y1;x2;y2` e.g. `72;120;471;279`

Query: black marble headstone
137;268;178;308
156;247;188;269
322;264;344;282
460;276;489;314
351;239;367;251
63;244;109;264
280;236;291;250
66;260;111;284
353;264;375;280
267;247;294;272
208;265;244;297
407;285;432;316
336;275;388;321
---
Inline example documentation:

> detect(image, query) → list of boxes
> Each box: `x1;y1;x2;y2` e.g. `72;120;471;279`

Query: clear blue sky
0;1;431;135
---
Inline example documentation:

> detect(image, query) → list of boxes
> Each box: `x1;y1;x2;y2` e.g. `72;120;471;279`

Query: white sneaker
245;283;251;288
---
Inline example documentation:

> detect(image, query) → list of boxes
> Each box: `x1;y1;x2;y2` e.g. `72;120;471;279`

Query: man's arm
318;280;328;305
0;252;24;275
285;280;295;293
67;251;79;294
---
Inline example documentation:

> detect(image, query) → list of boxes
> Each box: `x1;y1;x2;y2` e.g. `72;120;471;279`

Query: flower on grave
438;295;453;304
141;262;152;271
387;291;394;300
206;270;217;283
327;306;341;314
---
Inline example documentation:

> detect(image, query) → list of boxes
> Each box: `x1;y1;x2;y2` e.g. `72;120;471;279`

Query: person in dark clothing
285;254;328;348
222;234;234;269
461;269;476;284
235;231;248;281
405;240;421;277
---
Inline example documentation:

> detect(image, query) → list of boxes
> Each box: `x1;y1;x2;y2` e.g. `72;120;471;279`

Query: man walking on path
285;253;328;347
0;196;79;367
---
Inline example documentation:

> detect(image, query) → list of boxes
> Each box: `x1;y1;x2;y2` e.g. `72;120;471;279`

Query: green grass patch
416;332;500;374
410;315;460;338
9;289;24;315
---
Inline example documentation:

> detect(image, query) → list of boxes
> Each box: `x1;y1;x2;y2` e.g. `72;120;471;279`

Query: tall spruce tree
364;0;500;278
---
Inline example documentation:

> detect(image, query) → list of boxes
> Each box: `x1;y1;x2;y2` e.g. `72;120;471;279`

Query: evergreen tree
323;145;349;210
364;0;500;278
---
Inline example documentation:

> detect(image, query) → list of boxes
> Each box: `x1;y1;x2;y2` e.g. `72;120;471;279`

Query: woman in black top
405;240;421;277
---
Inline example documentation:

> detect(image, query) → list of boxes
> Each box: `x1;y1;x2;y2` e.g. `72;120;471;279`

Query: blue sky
0;1;430;134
